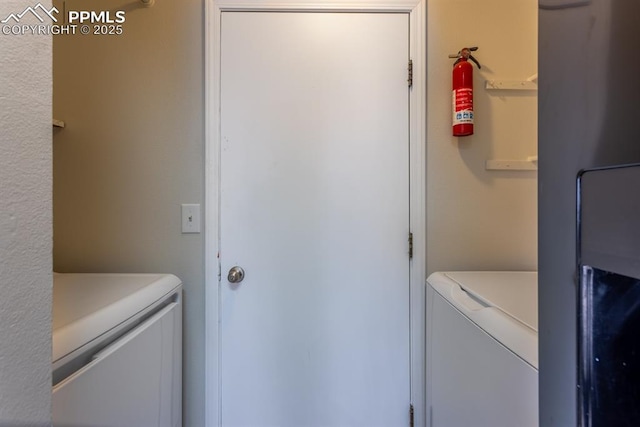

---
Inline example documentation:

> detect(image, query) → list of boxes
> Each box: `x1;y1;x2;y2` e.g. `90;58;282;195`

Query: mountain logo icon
1;3;59;24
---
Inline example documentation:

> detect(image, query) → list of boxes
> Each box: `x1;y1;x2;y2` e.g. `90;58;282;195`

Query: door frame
204;1;426;425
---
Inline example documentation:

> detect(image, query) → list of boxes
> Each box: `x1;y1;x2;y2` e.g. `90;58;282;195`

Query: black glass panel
578;164;640;426
580;266;640;427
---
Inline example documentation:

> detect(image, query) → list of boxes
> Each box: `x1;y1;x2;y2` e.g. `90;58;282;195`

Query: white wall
427;0;538;274
52;0;205;425
0;1;52;425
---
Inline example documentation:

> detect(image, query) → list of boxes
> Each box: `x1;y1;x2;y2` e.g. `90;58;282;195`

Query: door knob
227;266;245;283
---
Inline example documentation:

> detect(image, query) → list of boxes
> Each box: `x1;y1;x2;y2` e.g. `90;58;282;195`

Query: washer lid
53;273;181;363
444;271;538;331
428;271;538;369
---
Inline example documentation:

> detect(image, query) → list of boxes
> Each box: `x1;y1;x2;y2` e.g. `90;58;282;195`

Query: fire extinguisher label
452;88;474;125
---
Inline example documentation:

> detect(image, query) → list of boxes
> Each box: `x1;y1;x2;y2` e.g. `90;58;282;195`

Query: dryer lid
53;273;181;363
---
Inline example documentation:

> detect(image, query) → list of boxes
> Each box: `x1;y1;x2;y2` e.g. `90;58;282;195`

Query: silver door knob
227;266;245;283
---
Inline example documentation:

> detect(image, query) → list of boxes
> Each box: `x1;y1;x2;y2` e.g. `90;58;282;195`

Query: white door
220;12;410;426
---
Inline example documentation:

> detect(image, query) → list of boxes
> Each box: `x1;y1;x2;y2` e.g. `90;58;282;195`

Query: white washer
426;271;538;427
52;273;182;427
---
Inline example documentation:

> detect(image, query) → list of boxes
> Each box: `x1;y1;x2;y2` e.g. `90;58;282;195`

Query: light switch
181;204;200;233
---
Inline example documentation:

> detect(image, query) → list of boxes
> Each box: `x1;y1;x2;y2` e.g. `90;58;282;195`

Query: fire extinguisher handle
468;54;481;69
450;46;481;68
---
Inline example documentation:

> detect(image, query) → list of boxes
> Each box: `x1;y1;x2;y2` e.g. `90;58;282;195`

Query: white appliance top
428;271;538;369
53;273;181;363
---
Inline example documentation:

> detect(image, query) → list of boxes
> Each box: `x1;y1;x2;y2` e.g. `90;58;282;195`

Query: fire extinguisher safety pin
448;46;478;58
449;47;481;69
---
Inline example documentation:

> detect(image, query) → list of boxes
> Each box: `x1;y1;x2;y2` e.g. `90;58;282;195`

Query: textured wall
52;0;205;425
427;0;538;274
0;1;52;425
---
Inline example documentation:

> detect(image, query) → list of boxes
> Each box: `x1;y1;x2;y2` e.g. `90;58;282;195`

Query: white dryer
52;273;182;427
426;271;538;427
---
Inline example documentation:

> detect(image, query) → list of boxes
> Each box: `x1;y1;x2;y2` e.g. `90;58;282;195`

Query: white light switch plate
181;204;200;233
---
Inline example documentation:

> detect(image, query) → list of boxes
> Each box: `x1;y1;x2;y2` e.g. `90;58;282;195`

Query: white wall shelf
485;80;537;91
486;158;537;171
53;119;65;128
485;73;537;91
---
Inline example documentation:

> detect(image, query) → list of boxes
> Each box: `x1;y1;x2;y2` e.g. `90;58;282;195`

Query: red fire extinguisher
451;47;481;137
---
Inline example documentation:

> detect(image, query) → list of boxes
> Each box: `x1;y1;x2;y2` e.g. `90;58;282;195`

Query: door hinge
407;59;413;88
409;403;415;427
408;232;414;259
